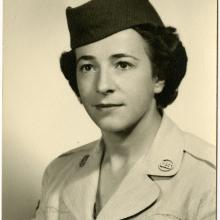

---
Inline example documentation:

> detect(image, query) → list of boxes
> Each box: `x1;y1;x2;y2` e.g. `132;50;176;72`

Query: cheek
77;75;94;100
124;76;155;112
129;90;154;115
125;74;155;99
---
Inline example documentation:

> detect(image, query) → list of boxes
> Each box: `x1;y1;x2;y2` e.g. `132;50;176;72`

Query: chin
97;123;125;133
95;119;125;133
95;117;138;134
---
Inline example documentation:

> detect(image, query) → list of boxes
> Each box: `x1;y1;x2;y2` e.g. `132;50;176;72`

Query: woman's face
75;29;163;132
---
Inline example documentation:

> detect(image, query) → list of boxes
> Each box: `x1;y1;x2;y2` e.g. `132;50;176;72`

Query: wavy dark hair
60;24;187;108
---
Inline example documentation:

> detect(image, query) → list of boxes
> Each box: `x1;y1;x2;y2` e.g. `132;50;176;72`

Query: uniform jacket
32;115;216;220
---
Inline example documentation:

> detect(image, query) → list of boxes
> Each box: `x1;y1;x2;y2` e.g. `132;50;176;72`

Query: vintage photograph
3;0;216;220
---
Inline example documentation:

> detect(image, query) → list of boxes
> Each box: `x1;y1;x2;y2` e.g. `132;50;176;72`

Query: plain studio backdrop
3;0;216;219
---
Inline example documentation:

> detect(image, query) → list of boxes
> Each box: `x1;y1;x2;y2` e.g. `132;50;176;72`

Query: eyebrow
111;53;139;61
76;55;96;65
76;53;139;64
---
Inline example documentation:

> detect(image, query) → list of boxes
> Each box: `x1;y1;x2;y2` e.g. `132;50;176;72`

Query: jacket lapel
62;141;104;220
97;155;160;220
97;115;184;219
62;115;184;220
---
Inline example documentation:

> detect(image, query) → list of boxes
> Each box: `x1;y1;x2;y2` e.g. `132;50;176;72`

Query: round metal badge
158;159;174;172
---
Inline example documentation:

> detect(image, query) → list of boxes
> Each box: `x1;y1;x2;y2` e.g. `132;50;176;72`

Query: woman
33;0;216;219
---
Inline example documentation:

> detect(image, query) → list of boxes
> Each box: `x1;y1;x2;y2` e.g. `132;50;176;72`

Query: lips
95;103;123;107
94;103;124;110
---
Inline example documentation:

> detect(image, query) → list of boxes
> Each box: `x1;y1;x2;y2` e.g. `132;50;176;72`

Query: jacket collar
62;114;184;219
145;114;184;176
62;141;103;220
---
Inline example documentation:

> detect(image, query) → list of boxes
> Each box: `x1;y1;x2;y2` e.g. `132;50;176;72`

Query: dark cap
66;0;164;49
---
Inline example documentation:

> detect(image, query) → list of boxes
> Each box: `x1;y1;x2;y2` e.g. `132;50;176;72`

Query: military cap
66;0;164;49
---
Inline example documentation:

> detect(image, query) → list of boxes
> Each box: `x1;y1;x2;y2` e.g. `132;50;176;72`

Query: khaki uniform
33;115;216;220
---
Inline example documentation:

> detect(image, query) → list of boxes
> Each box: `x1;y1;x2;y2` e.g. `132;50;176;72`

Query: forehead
75;28;150;59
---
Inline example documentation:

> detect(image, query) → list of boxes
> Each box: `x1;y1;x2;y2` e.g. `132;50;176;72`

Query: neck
101;104;162;171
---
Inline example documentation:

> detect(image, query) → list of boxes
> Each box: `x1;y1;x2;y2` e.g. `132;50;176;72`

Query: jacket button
158;159;174;172
79;154;90;167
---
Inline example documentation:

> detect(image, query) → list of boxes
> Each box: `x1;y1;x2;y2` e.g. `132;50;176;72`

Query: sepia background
3;0;217;219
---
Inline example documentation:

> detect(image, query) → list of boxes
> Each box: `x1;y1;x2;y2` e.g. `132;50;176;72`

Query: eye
79;64;95;73
116;61;134;70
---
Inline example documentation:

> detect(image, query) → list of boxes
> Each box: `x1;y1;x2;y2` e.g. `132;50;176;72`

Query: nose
96;68;115;95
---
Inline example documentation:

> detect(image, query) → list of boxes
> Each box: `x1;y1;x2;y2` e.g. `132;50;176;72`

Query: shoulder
165;117;216;191
58;139;99;158
182;132;216;168
177;131;216;194
171;131;216;207
43;139;100;182
163;115;216;169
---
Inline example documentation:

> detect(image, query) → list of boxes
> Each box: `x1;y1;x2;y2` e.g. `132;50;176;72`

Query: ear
154;79;165;94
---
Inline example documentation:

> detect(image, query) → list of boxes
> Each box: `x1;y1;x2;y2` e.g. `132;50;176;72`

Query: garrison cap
66;0;164;49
